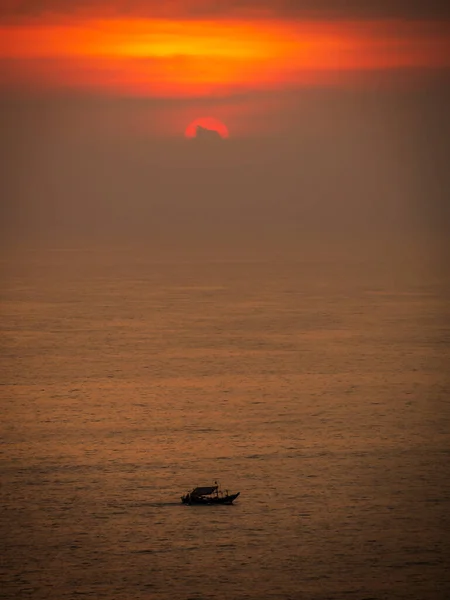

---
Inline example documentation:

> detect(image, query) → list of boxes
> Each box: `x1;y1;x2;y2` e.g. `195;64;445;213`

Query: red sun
184;117;229;139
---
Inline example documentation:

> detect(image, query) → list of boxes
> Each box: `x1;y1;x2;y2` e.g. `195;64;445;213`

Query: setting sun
185;117;229;139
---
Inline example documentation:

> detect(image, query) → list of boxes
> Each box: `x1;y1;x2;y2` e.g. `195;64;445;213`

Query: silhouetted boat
181;485;240;505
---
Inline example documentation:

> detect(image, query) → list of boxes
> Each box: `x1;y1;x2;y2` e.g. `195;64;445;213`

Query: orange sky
1;15;449;96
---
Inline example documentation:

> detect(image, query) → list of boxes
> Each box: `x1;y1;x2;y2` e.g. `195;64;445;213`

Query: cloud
194;125;223;140
1;0;449;23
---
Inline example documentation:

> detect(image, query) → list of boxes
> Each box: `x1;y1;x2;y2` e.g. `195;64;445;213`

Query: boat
181;485;240;505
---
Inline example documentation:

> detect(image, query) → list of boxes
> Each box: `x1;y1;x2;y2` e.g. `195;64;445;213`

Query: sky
1;0;449;100
1;0;449;253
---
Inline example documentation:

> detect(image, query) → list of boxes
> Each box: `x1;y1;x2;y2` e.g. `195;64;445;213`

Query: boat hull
181;492;240;505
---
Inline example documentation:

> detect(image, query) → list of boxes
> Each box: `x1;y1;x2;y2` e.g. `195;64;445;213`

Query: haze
1;84;449;259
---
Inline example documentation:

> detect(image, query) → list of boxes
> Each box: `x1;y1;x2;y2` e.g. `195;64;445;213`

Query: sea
1;240;449;600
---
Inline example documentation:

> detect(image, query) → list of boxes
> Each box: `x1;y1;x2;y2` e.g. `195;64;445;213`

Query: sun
184;117;229;139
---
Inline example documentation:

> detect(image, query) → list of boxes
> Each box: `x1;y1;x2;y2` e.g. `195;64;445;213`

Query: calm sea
1;243;449;600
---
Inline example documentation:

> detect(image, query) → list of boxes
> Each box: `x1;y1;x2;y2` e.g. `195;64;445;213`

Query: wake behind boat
181;485;240;505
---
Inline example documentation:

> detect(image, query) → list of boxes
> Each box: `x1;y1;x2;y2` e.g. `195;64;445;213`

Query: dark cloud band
1;0;449;22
